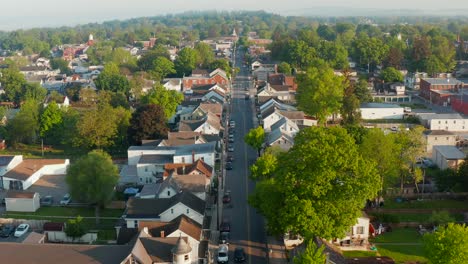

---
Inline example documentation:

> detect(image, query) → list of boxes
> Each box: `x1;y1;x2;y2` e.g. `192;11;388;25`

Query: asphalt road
221;49;268;263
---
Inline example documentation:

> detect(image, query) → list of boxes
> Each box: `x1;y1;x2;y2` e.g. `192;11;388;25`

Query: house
333;215;370;250
432;145;465;170
390;83;406;96
259;98;296;115
270;117;300;137
180;102;223;121
267;129;294;150
418;113;468;132
43;95;70;108
0;156;69;190
186;84;227;103
162;78;182;92
251;60;262;71
124;191;206;228
360;103;405;120
139;215;203;263
261;109;306;132
423;130;458;154
182;68;229;90
159;131;221;149
5;191;40;212
178;112;223;135
124;227;197;264
419;78;467;106
252;64;277;82
257;83;293;102
163;159;214;184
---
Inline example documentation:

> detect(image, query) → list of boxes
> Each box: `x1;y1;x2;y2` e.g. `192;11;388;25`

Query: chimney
143;227;149;234
160;230;165;238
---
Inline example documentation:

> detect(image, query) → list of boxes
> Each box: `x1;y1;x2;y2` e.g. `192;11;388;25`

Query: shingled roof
148;214;202;241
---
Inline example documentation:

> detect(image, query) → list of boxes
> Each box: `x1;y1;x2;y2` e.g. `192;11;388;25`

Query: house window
438;121;441;124
447;137;449;140
445;121;448;124
357;226;364;234
186;208;190;214
182;157;185;163
171;208;174;214
167;191;171;196
454;120;456;124
134;220;138;228
145;167;148;172
184;255;189;261
435;137;438;140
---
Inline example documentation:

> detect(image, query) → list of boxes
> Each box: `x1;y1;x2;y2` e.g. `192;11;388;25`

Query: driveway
26;174;69;205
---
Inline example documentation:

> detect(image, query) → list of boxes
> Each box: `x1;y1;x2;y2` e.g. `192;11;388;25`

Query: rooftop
422;78;464;85
434;145;466;160
6;191;37;199
3;159;67;181
360;103;403;109
138;154;174;164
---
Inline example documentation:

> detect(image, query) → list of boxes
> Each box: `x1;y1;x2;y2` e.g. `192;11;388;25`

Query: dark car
229;137;234;143
0;224;16;238
226;162;233;170
219;232;230;244
40;195;54;206
226;155;234;162
234;247;246;262
220;220;230;232
222;192;231;204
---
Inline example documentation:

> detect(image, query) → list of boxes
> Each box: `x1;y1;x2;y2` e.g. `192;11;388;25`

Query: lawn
4;206;124;218
370;212;464;223
342;251;377;258
384;199;468;210
372;228;422;243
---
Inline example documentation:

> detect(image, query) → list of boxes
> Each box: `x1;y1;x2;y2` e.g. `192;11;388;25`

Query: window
171;208;174;214
184;255;189;261
167;191;171;196
454;120;456;124
186;208;190;214
438;121;441;124
145;167;148;172
447;137;449;140
134;220;138;228
445;121;448;124
435;137;438;140
357;226;364;234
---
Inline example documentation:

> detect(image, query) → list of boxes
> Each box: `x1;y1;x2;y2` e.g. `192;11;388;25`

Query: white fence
47;231;97;243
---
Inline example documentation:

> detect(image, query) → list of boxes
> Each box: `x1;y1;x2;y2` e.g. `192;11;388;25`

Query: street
221;48;268;263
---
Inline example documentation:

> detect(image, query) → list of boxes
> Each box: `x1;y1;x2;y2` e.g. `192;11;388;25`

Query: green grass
4;207;124;218
372;228;421;243
342;251;378;258
384;199;468;210
97;229;117;241
378;245;428;264
370;213;464;223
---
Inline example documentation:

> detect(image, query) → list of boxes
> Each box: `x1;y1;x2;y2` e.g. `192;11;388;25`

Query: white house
424;130;458;154
267;129;295;151
432;145;465;170
262;109;306;132
0;156;69;190
5;191;40;212
418;113;468;132
124;191;206;228
162;78;182;92
178;112;223;135
333;215;370;250
360;103;405;120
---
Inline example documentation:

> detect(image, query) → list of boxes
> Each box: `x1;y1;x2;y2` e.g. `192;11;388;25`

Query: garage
5;191;40;212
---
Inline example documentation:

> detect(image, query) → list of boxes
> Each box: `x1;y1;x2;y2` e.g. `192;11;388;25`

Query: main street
221;47;268;263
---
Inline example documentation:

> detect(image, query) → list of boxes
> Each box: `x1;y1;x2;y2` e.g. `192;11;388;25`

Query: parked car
229;129;235;135
219;232;230;244
226;155;234;162
60;193;71;205
234;247;246;262
229;137;234;143
228;146;234;152
217;244;229;264
230;121;236;128
223;192;231;204
226;162;233;170
228;134;234;139
0;224;15;237
40;195;54;206
220;219;231;232
14;224;29;237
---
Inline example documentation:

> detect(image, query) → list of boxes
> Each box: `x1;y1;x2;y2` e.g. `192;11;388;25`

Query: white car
14;224;29;237
217;244;229;264
60;193;72;205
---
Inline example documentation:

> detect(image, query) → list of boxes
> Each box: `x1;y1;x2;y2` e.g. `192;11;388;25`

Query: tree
384;47;404;69
0;67;26;103
66;150;119;224
150;57;176;80
277;62;292;75
94;62;130;94
40;101;63;139
141;84;184;120
107;48;137;68
65;216;87;241
194;42;214;67
296;63;344;125
352;34;388;71
456;157;468;192
354;79;372;103
137;45;171;71
209;59;232;76
428;211;455;227
23;83;47;102
288;40;317;69
317;41;349;69
76;105;120;149
244;126;265;157
7;99;40;145
380;67;404;83
341;94;361;126
250;146;284;181
423;223;468;264
293;240;326;264
431;35;456;72
50;58;72;75
128;104;169;144
249;126;380;238
175;47;198;76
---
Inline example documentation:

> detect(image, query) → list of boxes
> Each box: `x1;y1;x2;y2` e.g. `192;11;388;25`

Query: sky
1;0;468;30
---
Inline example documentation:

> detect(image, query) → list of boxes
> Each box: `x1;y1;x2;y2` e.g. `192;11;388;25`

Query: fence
0;218;49;231
47;231;97;243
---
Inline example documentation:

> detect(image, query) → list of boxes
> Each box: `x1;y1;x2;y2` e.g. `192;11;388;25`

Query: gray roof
268;129;294;145
360;103;403;109
125;191;206;219
434;145;466;160
270;117;299;132
139;154;174;164
422;78;463;85
423;130;456;136
421;113;464;120
175;142;216;156
172;236;192;255
139;237;187;262
0;155;14;166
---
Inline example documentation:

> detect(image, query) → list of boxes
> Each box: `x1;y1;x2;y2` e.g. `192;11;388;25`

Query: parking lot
24;174;69;205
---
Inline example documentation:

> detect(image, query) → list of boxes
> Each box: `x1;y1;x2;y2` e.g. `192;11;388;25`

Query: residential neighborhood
1;4;468;264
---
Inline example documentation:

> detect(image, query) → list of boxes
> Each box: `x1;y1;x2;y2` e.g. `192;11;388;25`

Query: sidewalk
267;236;288;264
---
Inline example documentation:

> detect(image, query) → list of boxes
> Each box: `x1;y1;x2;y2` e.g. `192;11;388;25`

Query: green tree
141;84;183;120
352;34;389;71
249;126;380;238
0;67;26;103
107;48;137;68
354;79;372;103
288;40;316;69
137;45;170;71
380;67;404;83
23;83;47;102
150;57;176;80
50;58;72;75
277;62;292;75
341;93;361;126
94;62;130;94
66;150;119;224
194;42;214;67
175;47;198;76
431;35;456;72
250;146;284;181
6;99;40;145
244;126;265;157
76;105;121;149
423;223;468;264
209;59;232;76
128;104;169;145
296;63;344;125
65;216;87;241
293;240;326;264
40;101;63;138
428;211;455;227
424;55;445;76
317;41;349;69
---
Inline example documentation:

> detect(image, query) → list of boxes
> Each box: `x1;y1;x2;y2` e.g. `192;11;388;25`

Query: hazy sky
1;0;468;30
